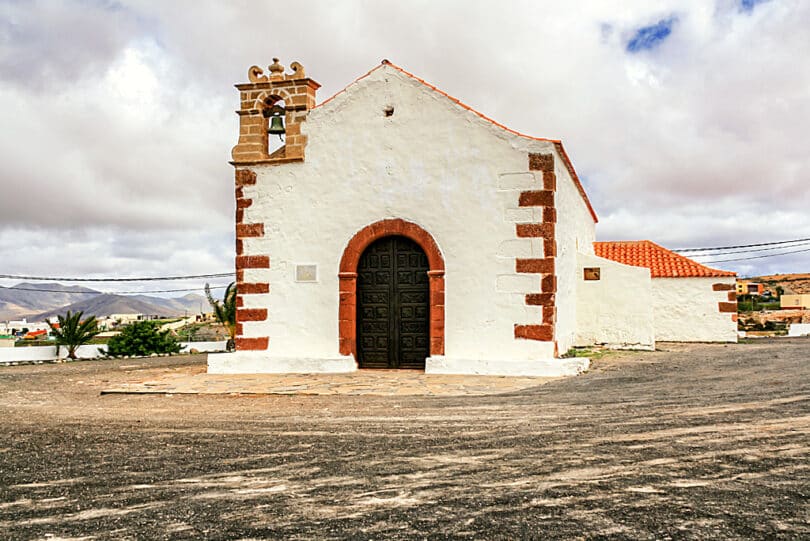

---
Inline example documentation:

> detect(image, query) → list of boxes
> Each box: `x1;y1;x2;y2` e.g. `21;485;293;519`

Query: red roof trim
315;60;598;223
594;240;737;278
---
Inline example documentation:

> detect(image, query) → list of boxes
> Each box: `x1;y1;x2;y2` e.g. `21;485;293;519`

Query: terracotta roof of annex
594;240;737;278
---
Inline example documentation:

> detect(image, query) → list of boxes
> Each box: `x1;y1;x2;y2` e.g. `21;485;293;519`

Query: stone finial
248;65;268;83
287;61;305;80
268;58;285;80
246;59;307;83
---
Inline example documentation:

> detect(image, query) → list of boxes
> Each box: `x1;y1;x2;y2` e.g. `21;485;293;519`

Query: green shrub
106;321;183;357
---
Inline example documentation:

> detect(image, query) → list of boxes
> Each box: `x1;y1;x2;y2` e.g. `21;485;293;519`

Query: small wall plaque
295;264;318;282
584;267;601;281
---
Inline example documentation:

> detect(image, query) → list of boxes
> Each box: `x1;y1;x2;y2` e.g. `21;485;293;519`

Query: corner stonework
229;59;321;353
233;168;270;351
514;153;558;350
713;282;738;323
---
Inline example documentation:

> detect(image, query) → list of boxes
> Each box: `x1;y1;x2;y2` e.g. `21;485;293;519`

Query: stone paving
101;364;557;396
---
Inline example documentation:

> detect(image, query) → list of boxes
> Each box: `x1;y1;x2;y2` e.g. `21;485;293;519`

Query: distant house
22;329;49;340
781;294;810;309
108;314;143;325
2;319;50;336
736;281;765;296
593;241;738;343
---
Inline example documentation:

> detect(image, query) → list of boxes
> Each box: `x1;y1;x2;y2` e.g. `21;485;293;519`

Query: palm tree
48;310;101;360
206;282;236;351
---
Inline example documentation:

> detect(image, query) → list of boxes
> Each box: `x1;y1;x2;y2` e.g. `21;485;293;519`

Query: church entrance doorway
356;236;430;369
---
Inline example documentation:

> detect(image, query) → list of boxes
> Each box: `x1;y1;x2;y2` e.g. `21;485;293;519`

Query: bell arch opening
261;96;286;155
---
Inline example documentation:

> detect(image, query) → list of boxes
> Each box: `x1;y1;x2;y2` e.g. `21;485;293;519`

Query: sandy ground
0;339;808;539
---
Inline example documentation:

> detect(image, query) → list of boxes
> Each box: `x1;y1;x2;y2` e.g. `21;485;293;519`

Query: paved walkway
101;366;557;396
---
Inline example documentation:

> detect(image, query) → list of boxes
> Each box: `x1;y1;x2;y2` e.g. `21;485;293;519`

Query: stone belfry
231;58;320;164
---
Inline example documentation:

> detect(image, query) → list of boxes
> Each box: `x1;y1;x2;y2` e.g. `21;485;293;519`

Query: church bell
265;105;286;140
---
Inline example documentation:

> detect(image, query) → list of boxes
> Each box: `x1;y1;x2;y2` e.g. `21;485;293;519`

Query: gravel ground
0;339;808;540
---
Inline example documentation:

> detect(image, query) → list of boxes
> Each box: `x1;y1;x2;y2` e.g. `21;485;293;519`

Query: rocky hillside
750;273;810;295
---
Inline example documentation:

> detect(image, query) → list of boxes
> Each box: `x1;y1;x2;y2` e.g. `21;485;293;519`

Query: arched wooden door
356;236;430;369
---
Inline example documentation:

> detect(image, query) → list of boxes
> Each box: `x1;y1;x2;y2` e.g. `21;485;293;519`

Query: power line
0;285;230;295
0;272;234;282
700;246;810;264
674;237;810;253
690;240;810;258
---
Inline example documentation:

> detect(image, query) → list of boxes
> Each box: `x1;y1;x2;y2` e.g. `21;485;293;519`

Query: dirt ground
0;339;808;540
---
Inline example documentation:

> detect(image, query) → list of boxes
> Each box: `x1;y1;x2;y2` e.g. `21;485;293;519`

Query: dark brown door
357;236;430;369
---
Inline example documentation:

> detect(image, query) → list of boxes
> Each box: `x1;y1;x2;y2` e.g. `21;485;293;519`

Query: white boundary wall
0;341;227;363
788;323;810;337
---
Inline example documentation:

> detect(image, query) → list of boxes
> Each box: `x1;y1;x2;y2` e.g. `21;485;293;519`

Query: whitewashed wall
574;253;654;350
554;153;597;354
237;66;597;370
652;277;737;342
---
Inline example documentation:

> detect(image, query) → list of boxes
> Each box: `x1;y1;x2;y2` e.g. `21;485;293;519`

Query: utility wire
689;240;810;258
700;246;810;264
674;237;810;253
0;272;234;282
0;285;230;295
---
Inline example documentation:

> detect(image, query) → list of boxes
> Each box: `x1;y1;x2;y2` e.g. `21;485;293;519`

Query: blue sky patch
626;17;677;52
740;0;769;12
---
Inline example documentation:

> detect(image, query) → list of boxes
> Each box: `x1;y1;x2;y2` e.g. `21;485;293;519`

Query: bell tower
231;58;320;165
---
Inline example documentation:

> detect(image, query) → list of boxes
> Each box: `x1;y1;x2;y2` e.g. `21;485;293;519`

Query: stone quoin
208;59;737;377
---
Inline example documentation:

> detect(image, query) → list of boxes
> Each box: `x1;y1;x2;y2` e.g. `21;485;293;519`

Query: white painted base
425;356;589;377
788;323;810;337
207;351;357;374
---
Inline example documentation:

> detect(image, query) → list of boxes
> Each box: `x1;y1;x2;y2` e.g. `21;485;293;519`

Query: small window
295;264;318;282
584;267;601;281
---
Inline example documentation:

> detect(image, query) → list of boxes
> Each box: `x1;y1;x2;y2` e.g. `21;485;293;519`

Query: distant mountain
127;293;208;316
0;282;209;321
0;282;99;320
33;292;207;321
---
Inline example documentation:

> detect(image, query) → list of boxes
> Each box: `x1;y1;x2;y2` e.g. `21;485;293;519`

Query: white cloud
0;0;808;287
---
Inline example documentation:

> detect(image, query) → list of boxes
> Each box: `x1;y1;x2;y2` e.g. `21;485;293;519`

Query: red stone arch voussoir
338;219;445;359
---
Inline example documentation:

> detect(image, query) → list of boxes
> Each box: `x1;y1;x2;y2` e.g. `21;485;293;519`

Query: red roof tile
594;240;736;278
315;60;598;223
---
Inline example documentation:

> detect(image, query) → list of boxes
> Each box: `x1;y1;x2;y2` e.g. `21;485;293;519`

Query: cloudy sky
0;0;808;295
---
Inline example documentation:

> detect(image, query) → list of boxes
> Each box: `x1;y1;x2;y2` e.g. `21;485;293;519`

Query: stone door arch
339;219;445;360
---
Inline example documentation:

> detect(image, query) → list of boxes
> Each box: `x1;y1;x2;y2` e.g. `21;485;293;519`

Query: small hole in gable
384;106;394;117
